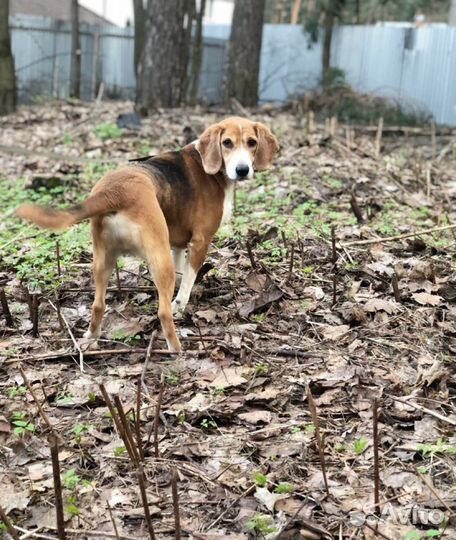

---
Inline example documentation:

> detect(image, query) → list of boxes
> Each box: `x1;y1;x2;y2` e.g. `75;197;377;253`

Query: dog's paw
172;299;186;318
80;328;100;351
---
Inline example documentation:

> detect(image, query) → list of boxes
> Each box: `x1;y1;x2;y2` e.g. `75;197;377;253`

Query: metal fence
10;15;456;125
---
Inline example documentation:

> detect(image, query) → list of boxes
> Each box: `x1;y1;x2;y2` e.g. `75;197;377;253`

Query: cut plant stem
107;502;120;540
171;468;182;540
306;384;329;495
149;373;165;456
0;287;14;327
99;384;137;462
55;239;61;277
113;395;140;466
19;366;54;433
31;293;39;337
137;466;156;540
349;192;364;224
48;434;67;540
391;273;401;302
135;377;144;461
372;398;380;515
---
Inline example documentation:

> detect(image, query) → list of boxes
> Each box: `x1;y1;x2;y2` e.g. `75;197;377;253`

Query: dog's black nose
235;165;250;178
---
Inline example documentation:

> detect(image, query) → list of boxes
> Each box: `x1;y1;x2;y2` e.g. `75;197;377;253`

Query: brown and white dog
16;117;280;352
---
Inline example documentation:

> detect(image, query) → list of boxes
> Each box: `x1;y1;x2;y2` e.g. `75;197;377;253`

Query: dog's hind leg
139;213;181;352
84;221;117;340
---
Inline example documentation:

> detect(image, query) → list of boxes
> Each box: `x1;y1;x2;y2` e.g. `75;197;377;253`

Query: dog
16;117;280;352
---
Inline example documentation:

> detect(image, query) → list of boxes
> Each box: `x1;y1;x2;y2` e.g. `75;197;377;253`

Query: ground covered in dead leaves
1;101;456;540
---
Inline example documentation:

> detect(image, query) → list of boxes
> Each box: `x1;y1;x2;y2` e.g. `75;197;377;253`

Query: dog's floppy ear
196;124;223;175
254;123;280;171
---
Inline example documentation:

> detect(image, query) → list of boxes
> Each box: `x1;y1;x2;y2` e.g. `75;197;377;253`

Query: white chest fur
221;182;235;225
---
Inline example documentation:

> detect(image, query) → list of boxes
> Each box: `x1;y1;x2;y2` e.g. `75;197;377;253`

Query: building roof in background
10;0;114;26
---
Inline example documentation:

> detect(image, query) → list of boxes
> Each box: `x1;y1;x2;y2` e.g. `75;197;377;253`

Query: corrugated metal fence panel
8;16;456;125
331;24;456;124
99;26;135;99
260;24;322;101
200;37;227;103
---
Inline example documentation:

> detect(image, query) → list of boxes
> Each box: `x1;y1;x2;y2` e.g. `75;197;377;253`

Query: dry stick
47;299;84;372
135;377;144;462
283;242;295;285
18;527;175;540
48;435;66;540
137;466;156;540
54;296;65;332
340;223;456;248
205;484;256;531
372;399;380;515
418;472;455;517
332;273;337;307
0;287;14;327
349;192;364;224
19;366;54;433
55;240;61;277
375;116;384;158
113;395;141;466
106;503;120;540
245;240;257;269
363;521;395;540
141;331;158;396
171;468;182;540
0;504;21;540
306;384;329;495
149;374;165;455
22;347;182;363
31;293;39;337
387;394;456;427
99;384;137;462
391;273;401;303
195;320;209;357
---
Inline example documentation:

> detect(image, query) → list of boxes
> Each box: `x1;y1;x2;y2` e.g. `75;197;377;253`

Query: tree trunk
133;0;145;76
291;0;302;24
0;0;16;115
450;0;456;25
70;0;81;99
136;0;195;112
224;0;265;107
189;0;206;104
322;0;338;84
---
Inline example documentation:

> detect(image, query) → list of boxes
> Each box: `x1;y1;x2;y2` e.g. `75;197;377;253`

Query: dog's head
196;117;280;180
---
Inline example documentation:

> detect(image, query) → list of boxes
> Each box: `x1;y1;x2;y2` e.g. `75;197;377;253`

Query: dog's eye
247;138;257;148
222;138;233;148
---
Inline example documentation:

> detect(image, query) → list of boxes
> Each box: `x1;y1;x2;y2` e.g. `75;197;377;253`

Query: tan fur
15;118;279;352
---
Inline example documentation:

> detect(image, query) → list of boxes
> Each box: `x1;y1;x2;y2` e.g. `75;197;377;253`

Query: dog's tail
15;191;119;231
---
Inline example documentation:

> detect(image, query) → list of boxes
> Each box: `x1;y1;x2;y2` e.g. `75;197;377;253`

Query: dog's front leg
172;236;209;314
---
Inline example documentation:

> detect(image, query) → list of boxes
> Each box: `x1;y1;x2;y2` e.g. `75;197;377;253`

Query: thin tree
70;0;81;98
0;0;16;115
136;0;196;112
189;0;206;104
224;0;266;107
132;0;145;76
